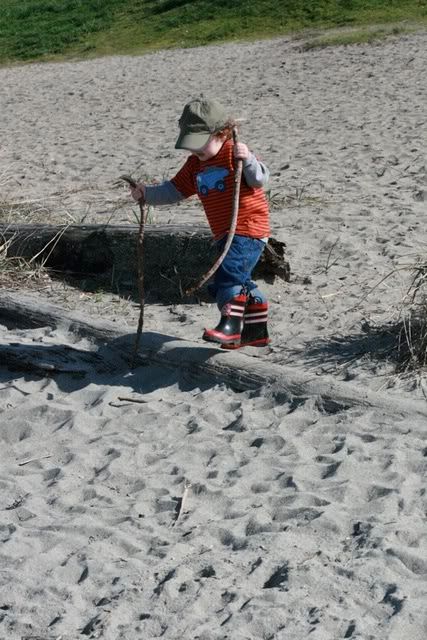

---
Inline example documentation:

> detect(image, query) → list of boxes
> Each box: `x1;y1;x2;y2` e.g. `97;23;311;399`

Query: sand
0;30;427;639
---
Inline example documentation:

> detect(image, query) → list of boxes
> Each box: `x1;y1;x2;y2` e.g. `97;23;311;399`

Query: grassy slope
0;0;426;64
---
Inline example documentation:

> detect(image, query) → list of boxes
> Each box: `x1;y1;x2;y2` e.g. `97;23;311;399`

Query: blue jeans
207;234;267;309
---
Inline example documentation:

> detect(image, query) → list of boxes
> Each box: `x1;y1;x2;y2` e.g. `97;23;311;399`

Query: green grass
300;23;413;50
0;0;426;64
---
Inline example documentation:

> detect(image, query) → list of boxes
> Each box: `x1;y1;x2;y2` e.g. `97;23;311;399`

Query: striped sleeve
171;156;198;199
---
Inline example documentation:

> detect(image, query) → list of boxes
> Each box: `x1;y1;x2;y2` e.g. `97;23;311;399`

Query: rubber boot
222;297;270;349
202;293;247;345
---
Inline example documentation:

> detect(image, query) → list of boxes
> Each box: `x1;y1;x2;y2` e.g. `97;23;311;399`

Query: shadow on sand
0;331;229;396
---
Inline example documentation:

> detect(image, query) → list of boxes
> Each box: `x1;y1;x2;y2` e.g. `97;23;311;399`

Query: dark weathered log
0;223;290;302
1;291;426;420
0;343;91;375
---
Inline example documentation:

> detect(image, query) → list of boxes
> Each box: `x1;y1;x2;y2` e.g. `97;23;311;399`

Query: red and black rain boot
202;293;247;346
222;297;270;349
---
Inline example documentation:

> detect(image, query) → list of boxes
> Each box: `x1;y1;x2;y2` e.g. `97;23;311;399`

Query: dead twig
18;454;52;467
120;175;148;368
185;128;243;296
172;480;192;527
324;237;340;273
115;396;148;404
28;223;71;266
348;264;414;312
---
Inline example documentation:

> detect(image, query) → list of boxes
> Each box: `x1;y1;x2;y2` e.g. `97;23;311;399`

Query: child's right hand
130;183;146;202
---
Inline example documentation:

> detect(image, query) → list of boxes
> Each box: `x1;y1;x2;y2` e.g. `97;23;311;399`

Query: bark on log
0;223;290;302
1;291;426;420
0;343;91;374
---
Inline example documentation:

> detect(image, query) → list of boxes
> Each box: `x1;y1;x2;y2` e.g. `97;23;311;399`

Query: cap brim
175;130;211;151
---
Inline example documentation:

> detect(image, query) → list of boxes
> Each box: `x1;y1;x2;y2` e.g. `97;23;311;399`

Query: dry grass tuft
0;254;53;289
392;258;427;372
0;229;53;289
293;256;427;390
0;200;54;225
359;257;427;376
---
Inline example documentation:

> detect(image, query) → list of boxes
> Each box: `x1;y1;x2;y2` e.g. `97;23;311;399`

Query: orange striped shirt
171;140;270;240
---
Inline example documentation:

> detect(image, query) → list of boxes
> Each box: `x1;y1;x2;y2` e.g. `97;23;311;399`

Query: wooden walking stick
120;174;148;368
185;127;243;296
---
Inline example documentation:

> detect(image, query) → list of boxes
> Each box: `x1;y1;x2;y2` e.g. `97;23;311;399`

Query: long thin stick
185;128;243;296
133;199;148;368
18;455;52;467
116;396;148;404
120;175;148;368
172;480;192;527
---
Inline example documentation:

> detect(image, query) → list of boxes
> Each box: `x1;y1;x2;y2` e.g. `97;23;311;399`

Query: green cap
175;97;228;150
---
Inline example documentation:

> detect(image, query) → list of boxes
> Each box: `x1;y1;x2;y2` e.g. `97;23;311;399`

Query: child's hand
234;142;250;160
130;183;146;202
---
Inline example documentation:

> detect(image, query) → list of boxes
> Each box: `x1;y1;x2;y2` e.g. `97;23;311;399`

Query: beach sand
1;31;427;639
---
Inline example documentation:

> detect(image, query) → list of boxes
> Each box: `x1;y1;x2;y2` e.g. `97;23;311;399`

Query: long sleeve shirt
144;140;270;240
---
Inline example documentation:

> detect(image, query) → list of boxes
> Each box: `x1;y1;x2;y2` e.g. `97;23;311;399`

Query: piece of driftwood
0;341;106;375
0;223;290;302
118;176;149;367
1;291;427;420
18;455;52;466
172;480;192;527
185;127;243;296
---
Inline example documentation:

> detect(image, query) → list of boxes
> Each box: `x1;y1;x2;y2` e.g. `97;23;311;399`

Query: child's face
191;135;224;161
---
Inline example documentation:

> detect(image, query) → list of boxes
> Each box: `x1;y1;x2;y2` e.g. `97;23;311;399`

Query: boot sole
221;338;271;350
202;331;241;345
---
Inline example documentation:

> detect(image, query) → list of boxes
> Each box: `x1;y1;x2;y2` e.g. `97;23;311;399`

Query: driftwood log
1;291;427;420
0;223;290;302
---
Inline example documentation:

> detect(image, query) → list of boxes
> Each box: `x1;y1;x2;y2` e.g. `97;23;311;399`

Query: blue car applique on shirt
196;167;229;196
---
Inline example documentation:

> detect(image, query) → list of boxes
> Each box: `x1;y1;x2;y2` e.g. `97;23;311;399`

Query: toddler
130;96;271;348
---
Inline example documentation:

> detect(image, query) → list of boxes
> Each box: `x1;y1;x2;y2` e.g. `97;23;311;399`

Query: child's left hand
234;142;250;160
